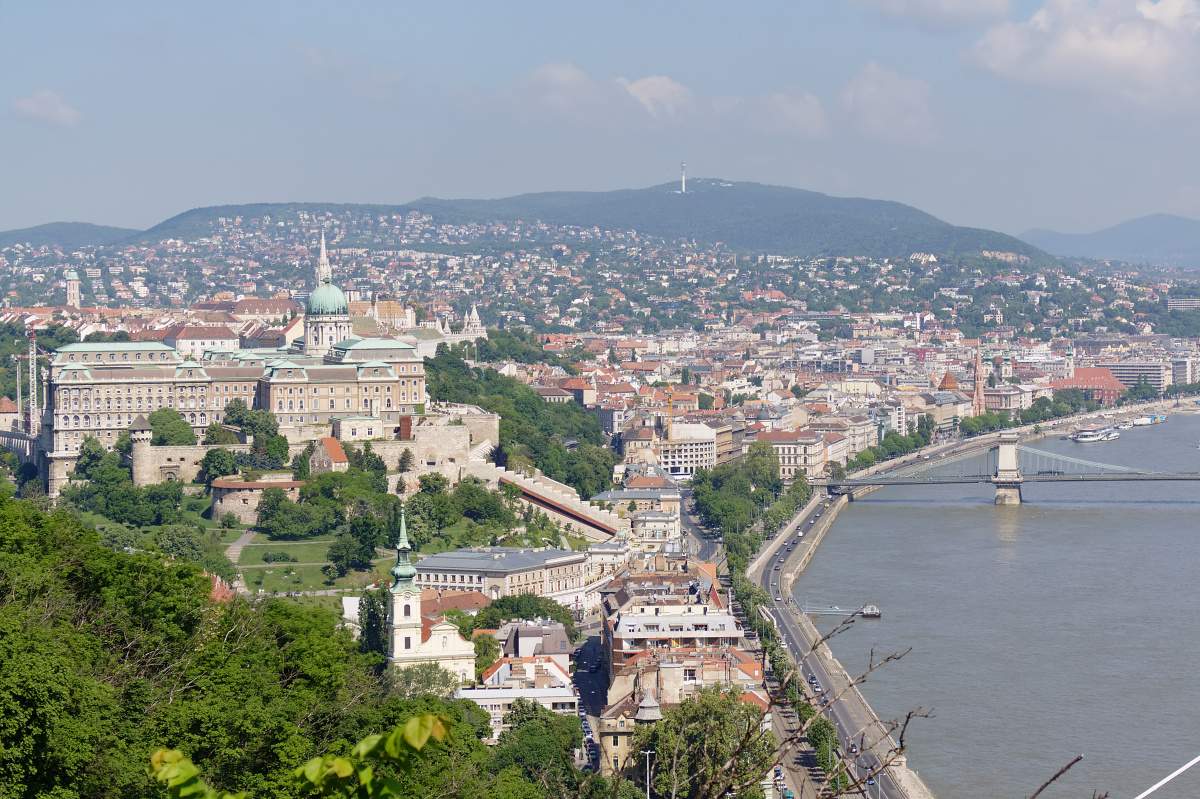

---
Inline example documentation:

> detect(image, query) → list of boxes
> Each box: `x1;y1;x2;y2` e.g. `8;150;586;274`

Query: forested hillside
0;494;614;799
424;348;618;500
104;181;1046;260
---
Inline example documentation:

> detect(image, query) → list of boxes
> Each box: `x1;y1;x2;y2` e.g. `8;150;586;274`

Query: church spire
317;232;331;284
389;504;417;594
972;346;986;417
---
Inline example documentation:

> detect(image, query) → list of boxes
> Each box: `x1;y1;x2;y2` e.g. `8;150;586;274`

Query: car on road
774;564;780;570
775;595;782;602
850;743;858;754
866;777;875;786
771;580;777;586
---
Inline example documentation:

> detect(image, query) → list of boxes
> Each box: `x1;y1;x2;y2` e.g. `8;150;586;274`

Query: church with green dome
303;234;353;357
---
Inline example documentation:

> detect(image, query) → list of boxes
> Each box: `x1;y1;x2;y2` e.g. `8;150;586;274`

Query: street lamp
640;749;655;799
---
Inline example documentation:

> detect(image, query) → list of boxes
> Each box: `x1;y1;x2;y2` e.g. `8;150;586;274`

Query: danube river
797;412;1200;799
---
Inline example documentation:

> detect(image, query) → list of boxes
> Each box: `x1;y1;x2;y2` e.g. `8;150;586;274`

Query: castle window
404;604;411;618
404;637;411;650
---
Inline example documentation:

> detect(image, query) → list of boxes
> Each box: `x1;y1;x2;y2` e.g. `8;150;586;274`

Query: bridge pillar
994;432;1022;505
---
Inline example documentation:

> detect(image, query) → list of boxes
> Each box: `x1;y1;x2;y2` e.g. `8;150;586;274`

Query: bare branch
1028;754;1083;799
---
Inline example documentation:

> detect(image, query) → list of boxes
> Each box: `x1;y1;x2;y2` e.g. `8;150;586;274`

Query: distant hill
132;181;1047;261
0;222;142;251
1020;213;1200;269
404;181;1045;260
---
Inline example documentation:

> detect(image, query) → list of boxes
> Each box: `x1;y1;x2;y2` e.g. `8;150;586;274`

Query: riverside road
750;496;904;799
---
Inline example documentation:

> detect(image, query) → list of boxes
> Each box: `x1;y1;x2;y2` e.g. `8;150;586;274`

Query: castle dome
306;278;349;316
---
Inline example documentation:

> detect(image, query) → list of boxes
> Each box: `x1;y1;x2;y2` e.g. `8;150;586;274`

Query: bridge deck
820;472;1200;487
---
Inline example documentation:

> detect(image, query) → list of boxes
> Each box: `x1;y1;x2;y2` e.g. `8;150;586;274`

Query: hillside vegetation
408;180;1046;260
0;221;141;250
56;182;1046;260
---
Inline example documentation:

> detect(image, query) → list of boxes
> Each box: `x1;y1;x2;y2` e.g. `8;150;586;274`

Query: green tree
491;697;582;788
200;447;238;484
148;407;197;446
398;448;415;473
473;631;500;681
443;608;476;640
223;397;249;426
631;685;776;799
203;422;240;445
419;472;450;495
357;589;389;659
386;662;461;700
148;716;454;799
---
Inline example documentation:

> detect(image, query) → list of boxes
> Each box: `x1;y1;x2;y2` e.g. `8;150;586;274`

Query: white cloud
517;62;644;125
295;43;404;103
839;62;940;144
617;75;695;120
750;89;829;138
13;89;82;126
857;0;1011;26
967;0;1200;107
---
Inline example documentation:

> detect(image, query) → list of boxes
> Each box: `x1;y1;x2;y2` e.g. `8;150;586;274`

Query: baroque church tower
387;506;423;660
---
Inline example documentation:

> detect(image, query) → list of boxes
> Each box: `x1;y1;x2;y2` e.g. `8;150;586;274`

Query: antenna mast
681;162;686;194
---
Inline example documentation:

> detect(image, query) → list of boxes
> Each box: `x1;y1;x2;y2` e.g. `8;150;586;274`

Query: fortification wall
131;443;256;487
212;478;304;526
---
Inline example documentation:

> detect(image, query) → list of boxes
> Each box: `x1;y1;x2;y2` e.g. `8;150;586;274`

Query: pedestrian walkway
223;529;257;563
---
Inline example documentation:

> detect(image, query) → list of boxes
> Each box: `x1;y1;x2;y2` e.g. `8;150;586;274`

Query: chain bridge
814;433;1200;505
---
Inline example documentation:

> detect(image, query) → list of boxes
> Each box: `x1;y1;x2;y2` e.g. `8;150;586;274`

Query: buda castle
34;235;486;496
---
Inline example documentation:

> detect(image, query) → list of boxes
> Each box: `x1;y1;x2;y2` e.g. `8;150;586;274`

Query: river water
796;413;1200;799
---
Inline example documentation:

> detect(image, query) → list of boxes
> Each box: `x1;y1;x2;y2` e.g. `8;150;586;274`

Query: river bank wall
777;496;935;799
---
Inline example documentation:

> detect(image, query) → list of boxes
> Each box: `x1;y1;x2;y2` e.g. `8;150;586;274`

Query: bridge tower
993;432;1022;505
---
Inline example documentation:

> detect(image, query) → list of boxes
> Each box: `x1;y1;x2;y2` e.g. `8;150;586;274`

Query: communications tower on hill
681;162;686;193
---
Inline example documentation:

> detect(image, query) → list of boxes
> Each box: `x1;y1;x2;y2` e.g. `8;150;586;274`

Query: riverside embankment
774;495;935;799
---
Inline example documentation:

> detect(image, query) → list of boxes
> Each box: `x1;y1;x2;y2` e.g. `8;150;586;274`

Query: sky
5;0;1200;237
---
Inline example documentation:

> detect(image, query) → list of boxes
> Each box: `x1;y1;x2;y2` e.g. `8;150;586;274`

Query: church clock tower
387;505;422;663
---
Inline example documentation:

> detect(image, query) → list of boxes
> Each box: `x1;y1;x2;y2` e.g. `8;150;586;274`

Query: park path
224;530;257;564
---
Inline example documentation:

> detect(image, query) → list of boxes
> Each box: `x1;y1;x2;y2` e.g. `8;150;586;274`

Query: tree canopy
149;407;197;446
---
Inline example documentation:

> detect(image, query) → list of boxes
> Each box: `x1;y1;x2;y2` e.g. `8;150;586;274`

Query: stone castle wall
211;476;304;526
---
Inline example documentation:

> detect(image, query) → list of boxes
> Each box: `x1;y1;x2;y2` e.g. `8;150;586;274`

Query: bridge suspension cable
1014;444;1167;475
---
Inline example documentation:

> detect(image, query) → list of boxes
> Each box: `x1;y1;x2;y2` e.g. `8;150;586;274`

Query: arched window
403;604;411;618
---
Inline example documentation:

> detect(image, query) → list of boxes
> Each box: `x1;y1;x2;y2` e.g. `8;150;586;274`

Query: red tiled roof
320;437;348;464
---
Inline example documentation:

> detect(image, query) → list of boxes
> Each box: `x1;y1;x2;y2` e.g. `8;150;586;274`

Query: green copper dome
306;278;349;316
65;269;80;281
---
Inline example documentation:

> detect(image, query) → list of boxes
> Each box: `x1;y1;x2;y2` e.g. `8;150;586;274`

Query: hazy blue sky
5;1;1200;236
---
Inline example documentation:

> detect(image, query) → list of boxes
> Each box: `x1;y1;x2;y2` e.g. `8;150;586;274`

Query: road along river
795;412;1200;799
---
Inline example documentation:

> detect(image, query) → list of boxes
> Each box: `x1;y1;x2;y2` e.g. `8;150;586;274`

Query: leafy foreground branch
148;714;453;799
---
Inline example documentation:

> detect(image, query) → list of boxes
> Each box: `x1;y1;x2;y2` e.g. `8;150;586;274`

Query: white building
387;510;476;682
454;655;578;740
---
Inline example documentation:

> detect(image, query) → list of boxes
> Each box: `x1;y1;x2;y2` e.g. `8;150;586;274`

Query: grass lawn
276;595;343;614
237;541;337;566
241;559;392;594
417;517;519;554
218;526;247;543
